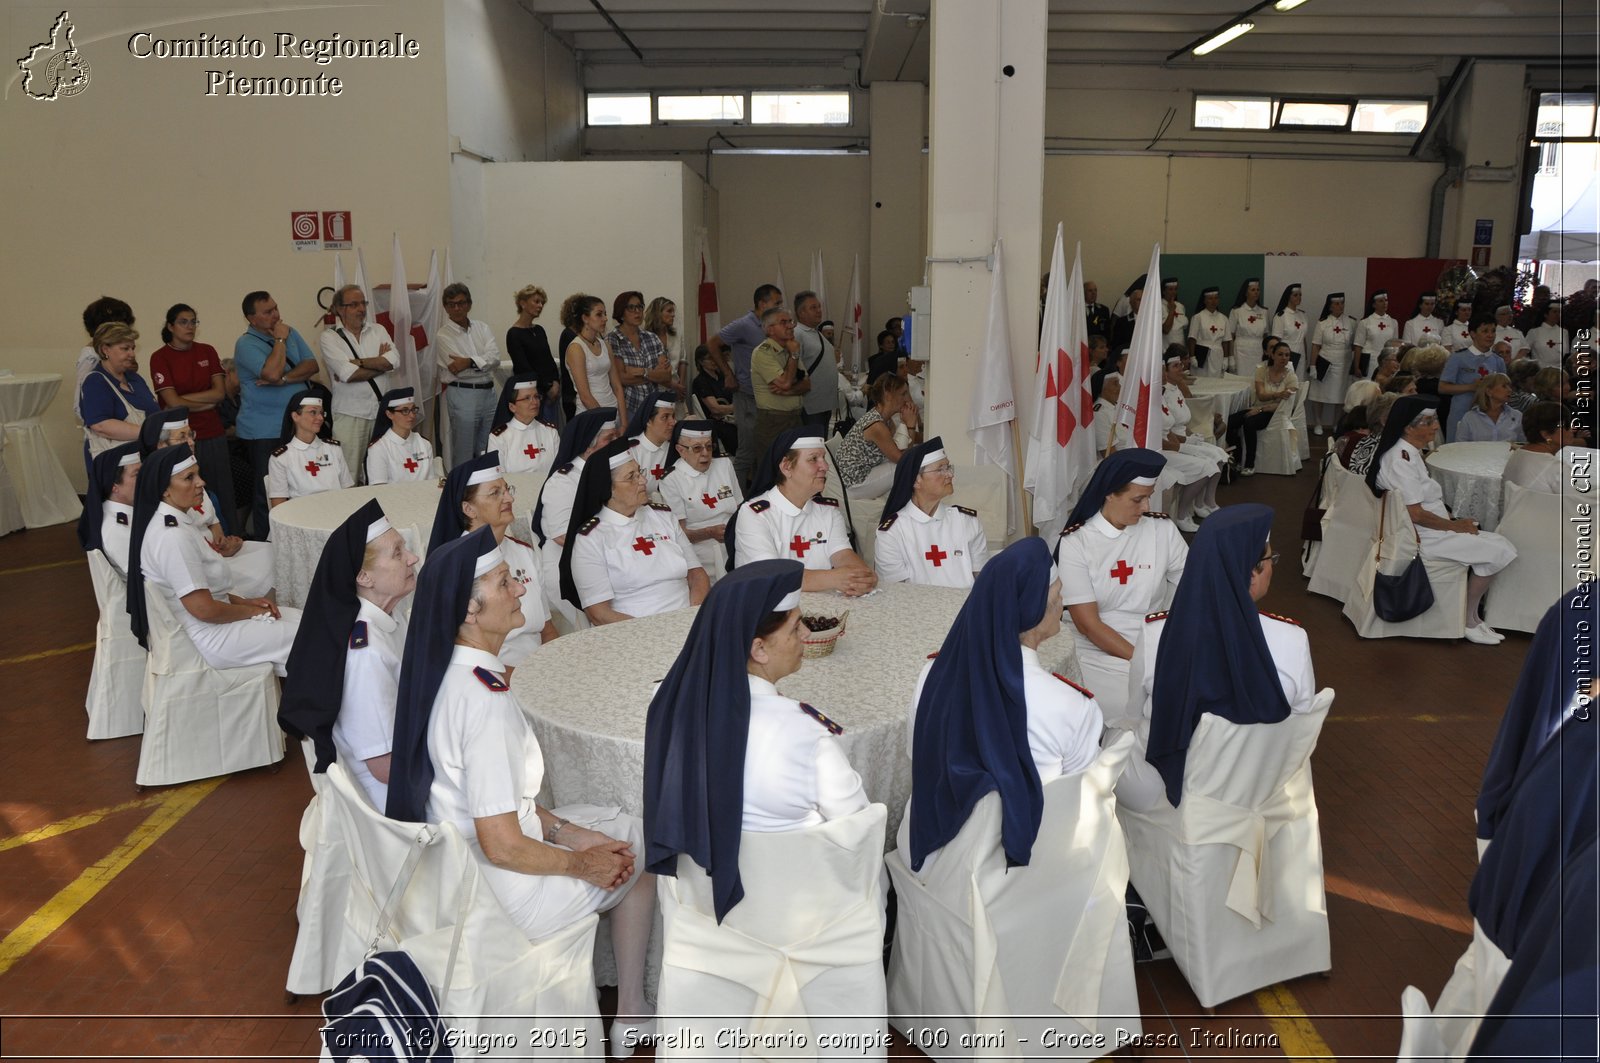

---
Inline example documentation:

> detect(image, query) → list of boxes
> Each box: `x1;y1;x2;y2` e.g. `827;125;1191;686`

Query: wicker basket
799;610;850;659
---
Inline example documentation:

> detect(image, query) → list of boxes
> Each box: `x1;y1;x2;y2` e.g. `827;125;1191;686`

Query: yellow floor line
0;794;169;854
0;778;223;978
0;641;95;667
0;558;84;577
1254;982;1337;1061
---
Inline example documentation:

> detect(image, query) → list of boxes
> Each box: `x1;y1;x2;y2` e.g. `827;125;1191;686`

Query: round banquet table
511;583;1083;847
0;373;82;528
1185;373;1257;442
267;470;548;607
1427;441;1514;531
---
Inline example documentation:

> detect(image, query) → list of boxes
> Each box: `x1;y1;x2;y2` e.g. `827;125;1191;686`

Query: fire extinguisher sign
322;211;353;251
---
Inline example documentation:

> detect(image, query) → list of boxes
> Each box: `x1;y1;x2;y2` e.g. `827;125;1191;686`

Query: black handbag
1314;355;1331;381
1372;493;1434;622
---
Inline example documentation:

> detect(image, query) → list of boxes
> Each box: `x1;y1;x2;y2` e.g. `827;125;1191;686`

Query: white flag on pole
842;253;864;375
1114;244;1167;452
352;249;375;314
1023;224;1091;534
387;233;417;394
809;250;828;320
695;229;721;345
968;239;1019;534
775;252;787;303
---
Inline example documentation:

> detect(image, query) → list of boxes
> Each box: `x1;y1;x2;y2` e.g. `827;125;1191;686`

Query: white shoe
1176;516;1200;533
1465;623;1503;646
1478;621;1506;642
609;1018;658;1059
1193;503;1219;518
1241;466;1256;476
1313;425;1325;436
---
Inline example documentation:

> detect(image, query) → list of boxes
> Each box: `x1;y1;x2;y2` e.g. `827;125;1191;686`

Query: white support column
924;0;1048;460
869;82;928;335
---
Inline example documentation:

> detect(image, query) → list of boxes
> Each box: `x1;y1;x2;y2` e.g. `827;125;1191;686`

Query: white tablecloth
1428;441;1514;531
1184;373;1258;443
511;583;1082;846
0;373;81;528
268;471;548;607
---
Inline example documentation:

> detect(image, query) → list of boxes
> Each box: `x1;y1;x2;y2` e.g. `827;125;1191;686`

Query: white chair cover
287;740;356;997
1253;388;1304;476
136;588;284;786
1341;493;1469;640
1306;463;1381;601
1396;984;1449;1062
656;804;889;1061
1292;390;1311;461
322;762;603;1057
85;550;146;740
1416;918;1512;1061
885;737;1141;1058
1118;691;1334;1009
0;430;24;537
1483;481;1581;633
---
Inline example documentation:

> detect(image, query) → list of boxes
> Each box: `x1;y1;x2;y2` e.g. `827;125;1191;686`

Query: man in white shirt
436;283;502;467
319;284;395;480
794;290;838;431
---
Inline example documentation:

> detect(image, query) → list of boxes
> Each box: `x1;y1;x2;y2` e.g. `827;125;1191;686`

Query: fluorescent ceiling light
1273;0;1310;10
1193;21;1254;55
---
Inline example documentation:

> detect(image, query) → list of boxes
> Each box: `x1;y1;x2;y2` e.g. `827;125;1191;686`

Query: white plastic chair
1118;691;1334;1009
1253;387;1305;476
1483;482;1580;633
136;588;284;787
655;804;889;1060
1306;464;1381;602
886;737;1141;1057
322;762;603;1056
1342;493;1469;640
85;550;146;740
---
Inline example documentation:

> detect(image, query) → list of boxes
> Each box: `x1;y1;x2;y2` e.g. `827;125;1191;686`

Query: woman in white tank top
561;293;623;411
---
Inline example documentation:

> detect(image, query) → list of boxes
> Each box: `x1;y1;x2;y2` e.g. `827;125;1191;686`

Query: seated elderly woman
267;389;353;506
833;373;920;499
79;321;161;474
77;442;141;574
386;528;657;1053
657;420;742;583
644;558;870;917
560;438;707;625
531;407;620;628
1341;393;1398;475
1115;503;1316;814
1504;402;1583;494
1370;395;1517;645
487;375;559;478
898;538;1103;874
623;390;678;503
280;500;418;809
1054;449;1187;727
1456;373;1524;443
365;387;438;485
1400;343;1450;400
140;408;275;598
1506;358;1543;412
728;426;877;596
1155;354;1226;531
127;445;303;675
874;436;987;587
430;453;555;669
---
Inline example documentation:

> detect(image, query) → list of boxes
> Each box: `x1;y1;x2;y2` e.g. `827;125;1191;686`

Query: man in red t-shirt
151;304;234;531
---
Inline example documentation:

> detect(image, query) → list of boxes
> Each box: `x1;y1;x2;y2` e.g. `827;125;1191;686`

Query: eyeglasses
444;298;470;308
922;464;955;477
391;406;420;416
1256;551;1281;569
615;469;647;484
481;483;516;500
173;318;199;327
341;299;368;308
624;304;644;312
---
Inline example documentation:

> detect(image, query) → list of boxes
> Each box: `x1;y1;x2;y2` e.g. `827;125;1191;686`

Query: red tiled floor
0;463;1536;1060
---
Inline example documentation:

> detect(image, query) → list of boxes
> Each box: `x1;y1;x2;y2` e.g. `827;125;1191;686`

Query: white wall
445;0;583;163
470;162;697;363
0;0;451;490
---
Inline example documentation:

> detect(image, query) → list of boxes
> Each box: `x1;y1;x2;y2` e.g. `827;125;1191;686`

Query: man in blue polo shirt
708;283;782;486
234;290;319;539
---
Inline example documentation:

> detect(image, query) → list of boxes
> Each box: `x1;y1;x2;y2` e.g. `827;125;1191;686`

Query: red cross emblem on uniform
1547;339;1558;349
701;493;719;509
632;536;655;555
1294;321;1302;330
1110;559;1134;584
651;465;667;481
1478;366;1489;377
1247;315;1257;324
1423;326;1433;334
925;544;947;567
1209;324;1220;335
305;461;320;477
523;444;542;460
1332;326;1344;335
789;535;811;557
403;457;419;473
1377;322;1388;331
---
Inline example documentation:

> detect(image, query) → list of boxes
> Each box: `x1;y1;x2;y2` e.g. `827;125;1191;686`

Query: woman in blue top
1439;318;1506;439
79;321;160;475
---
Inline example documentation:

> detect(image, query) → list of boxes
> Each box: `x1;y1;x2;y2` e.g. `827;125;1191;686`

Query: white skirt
480;804;645;941
1419;527;1517;577
185;605;303;677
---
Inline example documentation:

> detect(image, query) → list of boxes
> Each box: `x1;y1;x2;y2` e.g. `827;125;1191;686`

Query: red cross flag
695;228;720;345
1023;227;1096;535
1113;244;1167;452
